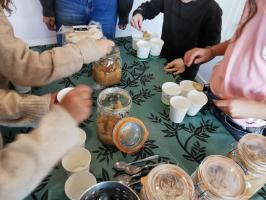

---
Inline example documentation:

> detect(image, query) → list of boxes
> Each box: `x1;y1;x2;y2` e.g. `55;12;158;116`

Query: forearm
0;106;79;200
208;40;230;57
133;0;163;20
118;0;134;25
39;0;55;17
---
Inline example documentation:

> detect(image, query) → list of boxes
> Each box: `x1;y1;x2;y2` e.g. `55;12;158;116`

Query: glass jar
141;164;195;200
227;134;266;199
191;155;246;200
96;87;149;154
92;47;122;87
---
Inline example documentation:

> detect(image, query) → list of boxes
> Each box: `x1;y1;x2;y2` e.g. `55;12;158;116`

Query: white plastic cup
187;90;208;116
150;38;164;56
62;147;91;175
161;82;181;105
57;87;74;102
65;171;97;200
77;128;87;147
136;40;151;59
132;33;143;50
13;84;32;94
180;80;197;97
170;96;191;123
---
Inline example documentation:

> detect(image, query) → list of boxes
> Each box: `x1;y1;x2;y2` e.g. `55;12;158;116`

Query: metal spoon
114;155;159;171
115;172;142;184
125;162;166;175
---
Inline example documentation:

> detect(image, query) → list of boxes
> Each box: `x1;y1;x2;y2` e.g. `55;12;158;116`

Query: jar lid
145;164;194;200
97;87;132;116
113;117;149;154
238;134;266;171
198;155;245;199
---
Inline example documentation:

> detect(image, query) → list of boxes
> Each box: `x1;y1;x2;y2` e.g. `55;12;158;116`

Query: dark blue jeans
55;0;117;42
207;91;266;141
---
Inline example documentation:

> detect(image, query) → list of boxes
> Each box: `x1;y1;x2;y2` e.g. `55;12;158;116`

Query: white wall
8;0;245;82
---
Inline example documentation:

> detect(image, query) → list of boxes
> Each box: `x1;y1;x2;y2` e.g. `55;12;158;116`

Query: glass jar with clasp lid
96;87;149;154
140;164;195;200
92;47;122;87
227;134;266;199
191;155;246;200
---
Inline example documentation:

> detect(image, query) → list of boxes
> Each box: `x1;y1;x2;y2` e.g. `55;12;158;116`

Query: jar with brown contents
93;47;122;87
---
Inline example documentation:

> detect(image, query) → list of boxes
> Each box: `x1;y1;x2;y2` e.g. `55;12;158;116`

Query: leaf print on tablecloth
258;186;266;199
31;175;51;198
58;77;76;87
92;145;119;164
97;168;110;182
129;88;155;106
41;190;49;200
132;140;159;161
152;85;162;93
115;37;135;56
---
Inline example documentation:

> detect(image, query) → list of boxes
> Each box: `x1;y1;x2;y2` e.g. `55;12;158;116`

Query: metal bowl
80;181;140;200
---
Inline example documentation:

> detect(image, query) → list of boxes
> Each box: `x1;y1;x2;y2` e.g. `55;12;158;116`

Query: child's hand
43;16;56;31
184;48;213;67
130;14;143;30
60;85;92;124
164;58;186;75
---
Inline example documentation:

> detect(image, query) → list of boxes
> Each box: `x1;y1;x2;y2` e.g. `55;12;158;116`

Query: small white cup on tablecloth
57;87;74;102
187;90;208;116
180;80;196;97
161;82;181;105
170;96;191;123
77;128;87;147
150;38;164;56
132;33;143;50
65;171;97;200
136;40;151;59
62;147;91;175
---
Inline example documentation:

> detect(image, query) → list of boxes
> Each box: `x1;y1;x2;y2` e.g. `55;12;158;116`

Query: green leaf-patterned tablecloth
1;37;265;200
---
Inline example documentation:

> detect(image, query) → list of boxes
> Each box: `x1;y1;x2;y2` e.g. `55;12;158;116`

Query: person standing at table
130;0;222;80
40;0;134;39
183;0;266;139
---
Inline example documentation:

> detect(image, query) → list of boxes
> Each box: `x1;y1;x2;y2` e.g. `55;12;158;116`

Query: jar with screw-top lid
227;134;266;199
191;155;246;200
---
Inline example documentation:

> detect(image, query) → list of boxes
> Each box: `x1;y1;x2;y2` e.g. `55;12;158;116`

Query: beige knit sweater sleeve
0;89;51;127
0;8;102;87
0;106;80;200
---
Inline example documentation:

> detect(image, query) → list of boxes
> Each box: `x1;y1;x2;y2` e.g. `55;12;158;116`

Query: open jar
96;87;149;154
92;47;122;87
227;134;266;199
141;164;195;200
191;155;246;200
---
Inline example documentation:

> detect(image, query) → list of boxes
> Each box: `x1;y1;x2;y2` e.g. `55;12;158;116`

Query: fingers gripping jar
191;155;246;200
141;164;195;200
227;134;266;199
92;47;122;87
96;87;149;154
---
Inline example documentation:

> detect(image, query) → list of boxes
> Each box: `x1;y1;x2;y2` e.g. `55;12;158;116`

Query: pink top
211;0;266;101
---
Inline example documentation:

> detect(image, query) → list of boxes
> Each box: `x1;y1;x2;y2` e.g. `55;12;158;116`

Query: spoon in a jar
114;155;159;171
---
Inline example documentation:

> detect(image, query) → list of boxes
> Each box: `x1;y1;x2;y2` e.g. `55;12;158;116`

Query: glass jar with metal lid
92;47;122;87
96;87;149;154
140;164;195;200
191;155;246;200
227;134;266;199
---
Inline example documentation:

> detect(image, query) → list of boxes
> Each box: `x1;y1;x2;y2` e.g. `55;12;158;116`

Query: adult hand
164;58;186;75
118;24;127;30
184;48;213;67
95;39;114;56
60;85;92;123
213;99;266;119
43;16;56;31
130;14;143;30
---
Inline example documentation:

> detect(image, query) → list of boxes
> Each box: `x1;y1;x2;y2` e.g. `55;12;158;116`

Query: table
1;37;265;200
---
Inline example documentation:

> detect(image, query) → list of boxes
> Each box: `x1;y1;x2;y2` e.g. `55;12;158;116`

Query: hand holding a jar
60;85;93;123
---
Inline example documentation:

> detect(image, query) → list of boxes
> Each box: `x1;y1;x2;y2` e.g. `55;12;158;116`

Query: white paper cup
180;80;197;96
136;40;151;59
161;82;181;105
132;33;143;50
187;90;208;116
62;147;91;175
13;84;32;94
65;171;97;200
57;87;74;102
77;128;87;147
150;38;164;56
170;96;191;123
